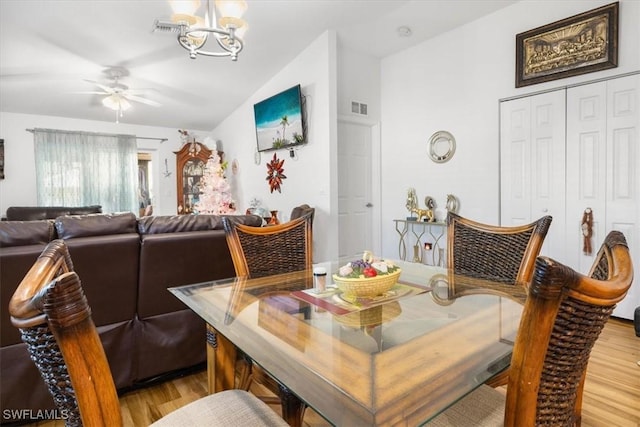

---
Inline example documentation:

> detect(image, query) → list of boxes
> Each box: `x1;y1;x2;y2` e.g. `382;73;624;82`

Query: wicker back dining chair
224;211;313;278
213;212;313;427
428;230;633;426
447;212;553;289
447;212;552;387
8;239;288;427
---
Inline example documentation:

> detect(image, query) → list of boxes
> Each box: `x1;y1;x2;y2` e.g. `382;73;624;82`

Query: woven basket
333;269;401;297
335;302;402;327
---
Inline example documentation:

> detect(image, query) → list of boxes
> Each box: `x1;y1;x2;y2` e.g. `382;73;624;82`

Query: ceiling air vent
351;101;368;116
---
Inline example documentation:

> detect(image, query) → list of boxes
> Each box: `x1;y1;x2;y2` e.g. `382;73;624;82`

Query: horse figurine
410;207;435;222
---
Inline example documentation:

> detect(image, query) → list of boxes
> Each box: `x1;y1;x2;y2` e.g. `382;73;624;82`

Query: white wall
210;31;338;263
379;0;640;259
337;43;381;122
3;1;637;263
0;111;210;217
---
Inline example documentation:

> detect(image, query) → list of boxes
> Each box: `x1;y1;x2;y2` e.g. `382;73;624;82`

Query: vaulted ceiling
0;0;517;130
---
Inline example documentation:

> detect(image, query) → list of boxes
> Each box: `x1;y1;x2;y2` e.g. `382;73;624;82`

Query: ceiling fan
77;68;162;123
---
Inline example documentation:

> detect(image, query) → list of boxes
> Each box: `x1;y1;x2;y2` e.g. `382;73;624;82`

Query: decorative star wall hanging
266;153;286;193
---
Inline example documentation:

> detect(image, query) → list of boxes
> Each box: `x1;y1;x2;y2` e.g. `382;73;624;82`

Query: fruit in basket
336;251;400;279
333;251;402;297
363;267;377;278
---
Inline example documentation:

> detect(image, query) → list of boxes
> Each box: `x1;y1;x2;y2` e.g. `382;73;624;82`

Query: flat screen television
254;84;307;153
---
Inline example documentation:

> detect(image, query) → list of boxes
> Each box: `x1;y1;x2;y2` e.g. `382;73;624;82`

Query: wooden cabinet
175;142;212;214
500;73;640;320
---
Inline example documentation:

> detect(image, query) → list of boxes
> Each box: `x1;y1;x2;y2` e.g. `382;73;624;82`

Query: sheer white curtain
34;128;138;214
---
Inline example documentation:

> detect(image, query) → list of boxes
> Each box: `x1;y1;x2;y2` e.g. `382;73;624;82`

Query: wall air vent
351;101;368;116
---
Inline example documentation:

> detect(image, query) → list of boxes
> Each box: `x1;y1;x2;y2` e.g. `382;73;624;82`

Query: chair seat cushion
149;390;288;427
426;385;505;426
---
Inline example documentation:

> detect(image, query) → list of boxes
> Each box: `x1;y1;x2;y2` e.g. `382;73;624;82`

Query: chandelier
154;0;248;61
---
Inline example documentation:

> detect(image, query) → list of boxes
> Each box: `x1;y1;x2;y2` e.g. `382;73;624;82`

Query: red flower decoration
266;153;286;193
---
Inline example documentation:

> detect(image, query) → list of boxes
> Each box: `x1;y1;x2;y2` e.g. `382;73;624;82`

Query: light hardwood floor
26;318;639;427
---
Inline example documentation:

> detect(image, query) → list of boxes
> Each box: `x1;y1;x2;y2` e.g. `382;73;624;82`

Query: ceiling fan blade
124;94;162;107
83;79;114;93
122;88;155;94
70;90;109;95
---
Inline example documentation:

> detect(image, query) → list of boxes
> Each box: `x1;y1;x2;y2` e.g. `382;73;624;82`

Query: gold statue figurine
406;188;418;219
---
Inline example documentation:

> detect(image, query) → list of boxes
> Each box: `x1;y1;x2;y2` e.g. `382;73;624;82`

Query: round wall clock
428;131;456;163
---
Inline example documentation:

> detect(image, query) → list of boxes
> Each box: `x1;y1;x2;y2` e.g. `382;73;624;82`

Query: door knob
366;203;373;207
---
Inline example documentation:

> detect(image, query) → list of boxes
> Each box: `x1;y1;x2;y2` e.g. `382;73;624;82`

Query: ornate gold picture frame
515;2;618;88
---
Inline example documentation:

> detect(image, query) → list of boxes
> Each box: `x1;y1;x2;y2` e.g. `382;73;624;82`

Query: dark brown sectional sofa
0;212;262;424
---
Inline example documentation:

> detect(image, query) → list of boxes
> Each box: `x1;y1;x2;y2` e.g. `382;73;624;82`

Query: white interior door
338;120;375;264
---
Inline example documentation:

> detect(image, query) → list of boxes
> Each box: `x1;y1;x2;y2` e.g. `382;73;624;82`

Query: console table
393;219;446;266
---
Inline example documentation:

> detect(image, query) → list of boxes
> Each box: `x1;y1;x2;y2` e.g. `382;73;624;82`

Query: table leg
206;324;237;394
278;384;306;427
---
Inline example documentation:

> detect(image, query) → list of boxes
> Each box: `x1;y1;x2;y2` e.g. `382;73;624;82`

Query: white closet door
566;82;607;273
606;74;640;320
567;74;640;320
500;90;566;260
500;96;531;226
530;91;567;260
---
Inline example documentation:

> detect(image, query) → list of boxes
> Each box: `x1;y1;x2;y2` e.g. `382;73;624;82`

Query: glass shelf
393;219;447;266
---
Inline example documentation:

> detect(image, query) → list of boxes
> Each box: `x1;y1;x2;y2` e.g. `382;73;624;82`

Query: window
34;129;138;214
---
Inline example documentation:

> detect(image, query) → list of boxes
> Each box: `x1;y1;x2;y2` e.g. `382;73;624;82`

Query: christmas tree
194;151;236;214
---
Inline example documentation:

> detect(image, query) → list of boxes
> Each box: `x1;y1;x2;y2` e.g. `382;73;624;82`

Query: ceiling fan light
119;97;132;111
102;95;119;111
102;94;131;111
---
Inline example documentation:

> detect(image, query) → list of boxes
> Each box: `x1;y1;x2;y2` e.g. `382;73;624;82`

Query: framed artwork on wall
515;2;618;88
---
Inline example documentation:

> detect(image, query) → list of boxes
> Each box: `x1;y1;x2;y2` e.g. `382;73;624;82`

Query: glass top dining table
169;260;524;426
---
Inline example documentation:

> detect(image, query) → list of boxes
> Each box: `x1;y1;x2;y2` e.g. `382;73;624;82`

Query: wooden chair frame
505;230;633;425
428;231;633;426
9;239;289;427
206;212;314;427
9;240;122;426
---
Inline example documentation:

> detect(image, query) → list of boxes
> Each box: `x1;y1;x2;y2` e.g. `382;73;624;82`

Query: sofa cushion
0;220;55;247
6;205;102;221
64;234;140;327
137;214;262;235
55;212;137;239
137;230;235;318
